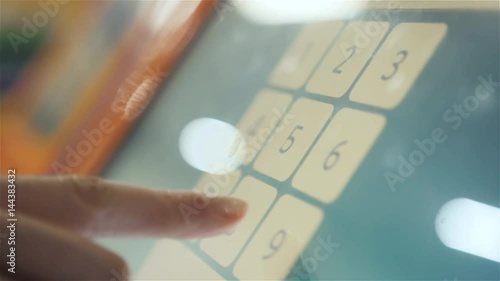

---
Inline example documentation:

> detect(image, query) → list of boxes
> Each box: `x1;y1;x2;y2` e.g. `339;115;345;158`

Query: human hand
0;175;247;280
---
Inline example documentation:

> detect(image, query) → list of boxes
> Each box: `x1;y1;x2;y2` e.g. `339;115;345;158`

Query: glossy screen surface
102;5;499;280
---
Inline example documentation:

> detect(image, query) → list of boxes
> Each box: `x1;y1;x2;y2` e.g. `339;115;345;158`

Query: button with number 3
350;23;448;109
233;195;323;280
292;108;386;203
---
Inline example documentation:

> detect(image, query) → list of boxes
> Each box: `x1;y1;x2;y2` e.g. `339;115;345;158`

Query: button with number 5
233;195;323;280
253;98;333;181
350;23;448;109
292;108;386;203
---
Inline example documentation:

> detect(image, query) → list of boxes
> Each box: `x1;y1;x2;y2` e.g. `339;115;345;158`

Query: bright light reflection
435;198;500;263
232;0;363;25
179;118;246;174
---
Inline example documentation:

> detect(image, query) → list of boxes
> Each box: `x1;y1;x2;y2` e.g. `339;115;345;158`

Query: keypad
138;18;448;281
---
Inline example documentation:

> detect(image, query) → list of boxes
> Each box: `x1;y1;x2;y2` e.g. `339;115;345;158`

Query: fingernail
208;197;248;219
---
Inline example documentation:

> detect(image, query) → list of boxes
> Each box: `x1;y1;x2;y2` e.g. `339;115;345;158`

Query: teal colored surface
102;9;499;281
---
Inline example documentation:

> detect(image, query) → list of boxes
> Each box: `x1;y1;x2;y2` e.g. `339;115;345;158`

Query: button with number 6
292;108;386;203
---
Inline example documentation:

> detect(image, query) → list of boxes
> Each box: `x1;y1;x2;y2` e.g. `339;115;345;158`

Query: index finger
0;175;247;238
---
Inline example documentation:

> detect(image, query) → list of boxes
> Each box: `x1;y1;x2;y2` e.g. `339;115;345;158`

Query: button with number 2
306;21;390;98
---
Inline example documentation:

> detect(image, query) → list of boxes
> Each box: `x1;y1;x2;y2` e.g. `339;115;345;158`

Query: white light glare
231;0;364;25
435;198;500;263
179;118;246;174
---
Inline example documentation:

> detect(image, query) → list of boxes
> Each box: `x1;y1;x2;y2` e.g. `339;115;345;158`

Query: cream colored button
269;21;344;90
253;98;333;181
233;195;323;280
192;170;241;197
236;89;293;165
135;239;224;280
292;108;386;203
350;23;448;109
306;21;390;98
200;176;277;266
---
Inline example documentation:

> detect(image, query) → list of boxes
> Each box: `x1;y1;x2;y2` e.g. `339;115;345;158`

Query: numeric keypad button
193;170;241;196
306;21;390;98
350;23;448;109
292;108;386;203
233;195;323;280
253;98;333;181
136;240;224;280
200;176;277;266
270;22;344;90
236;89;293;165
